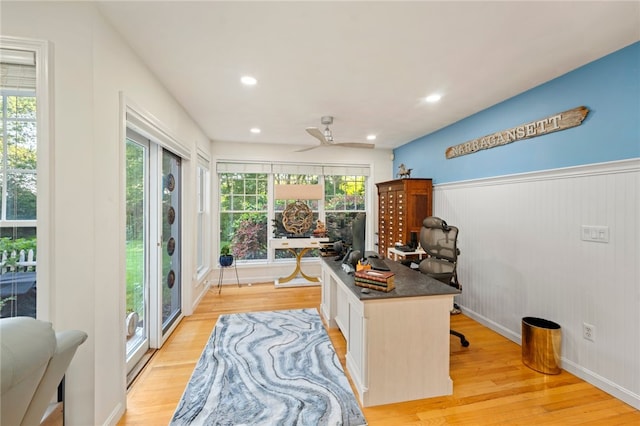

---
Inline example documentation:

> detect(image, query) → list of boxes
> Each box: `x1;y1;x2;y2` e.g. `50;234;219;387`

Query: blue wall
394;42;640;184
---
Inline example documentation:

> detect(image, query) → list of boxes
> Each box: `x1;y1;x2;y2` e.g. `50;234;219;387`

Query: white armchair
1;317;87;426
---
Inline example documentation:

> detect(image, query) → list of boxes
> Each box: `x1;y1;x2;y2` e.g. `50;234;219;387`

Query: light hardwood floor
119;283;639;425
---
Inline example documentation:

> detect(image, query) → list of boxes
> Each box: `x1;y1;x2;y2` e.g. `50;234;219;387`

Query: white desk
321;257;459;407
387;246;426;262
270;237;329;287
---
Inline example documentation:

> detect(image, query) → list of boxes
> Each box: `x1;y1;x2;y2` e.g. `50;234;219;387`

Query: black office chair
419;217;469;347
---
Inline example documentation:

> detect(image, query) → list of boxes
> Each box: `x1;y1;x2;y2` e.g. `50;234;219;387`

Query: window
217;162;369;264
219;172;268;261
196;155;210;276
273;173;320;259
0;47;38;318
324;174;366;245
1;94;37;222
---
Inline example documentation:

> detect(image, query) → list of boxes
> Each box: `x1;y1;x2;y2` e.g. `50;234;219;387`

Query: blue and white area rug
170;308;367;425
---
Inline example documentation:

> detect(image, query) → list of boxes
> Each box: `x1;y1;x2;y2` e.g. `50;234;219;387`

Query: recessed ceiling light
366;135;376;141
241;76;257;85
250;128;261;134
425;94;442;103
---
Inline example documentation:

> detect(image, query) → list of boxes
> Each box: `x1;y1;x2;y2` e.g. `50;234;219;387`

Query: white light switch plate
581;225;609;243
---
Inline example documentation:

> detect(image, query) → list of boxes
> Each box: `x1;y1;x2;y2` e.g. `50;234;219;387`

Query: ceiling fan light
323;126;333;142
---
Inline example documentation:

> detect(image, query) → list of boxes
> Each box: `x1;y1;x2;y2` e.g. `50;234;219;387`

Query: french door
125;128;181;373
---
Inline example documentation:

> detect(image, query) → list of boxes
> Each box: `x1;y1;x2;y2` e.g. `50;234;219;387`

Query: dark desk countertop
322;257;459;300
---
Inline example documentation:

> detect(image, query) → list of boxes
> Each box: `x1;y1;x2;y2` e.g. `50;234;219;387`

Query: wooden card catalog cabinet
376;178;432;257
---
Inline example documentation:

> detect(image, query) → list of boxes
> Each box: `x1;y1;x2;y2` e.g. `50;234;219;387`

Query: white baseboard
274;277;321;288
461;306;521;344
561;359;640;410
102;402;124;426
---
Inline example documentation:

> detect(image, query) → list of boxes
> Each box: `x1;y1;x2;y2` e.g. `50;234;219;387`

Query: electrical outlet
583;323;595;342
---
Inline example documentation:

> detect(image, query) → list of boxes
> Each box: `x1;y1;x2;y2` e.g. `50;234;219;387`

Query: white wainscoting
433;158;640;409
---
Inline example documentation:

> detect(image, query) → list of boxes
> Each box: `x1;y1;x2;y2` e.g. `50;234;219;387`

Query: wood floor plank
118;283;639;425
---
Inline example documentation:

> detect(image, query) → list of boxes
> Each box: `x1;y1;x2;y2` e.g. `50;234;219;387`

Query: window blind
272;163;323;175
0;48;36;91
217;161;370;176
322;165;370;177
216;162;273;174
197;148;210;166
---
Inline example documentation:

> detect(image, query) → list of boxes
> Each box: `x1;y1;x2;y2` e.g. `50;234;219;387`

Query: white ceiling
96;1;640;150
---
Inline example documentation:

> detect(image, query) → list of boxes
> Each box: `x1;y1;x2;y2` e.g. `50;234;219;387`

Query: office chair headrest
422;216;451;232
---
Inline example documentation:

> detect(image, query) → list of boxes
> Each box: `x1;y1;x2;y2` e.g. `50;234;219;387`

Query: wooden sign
446;106;589;159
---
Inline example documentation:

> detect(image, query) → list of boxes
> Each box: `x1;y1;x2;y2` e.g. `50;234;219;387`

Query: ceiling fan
297;116;375;152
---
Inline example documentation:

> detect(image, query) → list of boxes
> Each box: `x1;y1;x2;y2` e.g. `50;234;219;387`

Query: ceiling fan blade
295;145;320;152
305;120;373;149
305;127;329;144
333;142;375;149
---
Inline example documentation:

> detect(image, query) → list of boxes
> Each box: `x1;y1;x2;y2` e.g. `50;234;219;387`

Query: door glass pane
125;139;147;360
162;149;180;333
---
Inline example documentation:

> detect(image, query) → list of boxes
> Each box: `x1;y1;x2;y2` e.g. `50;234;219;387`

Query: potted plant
219;244;234;267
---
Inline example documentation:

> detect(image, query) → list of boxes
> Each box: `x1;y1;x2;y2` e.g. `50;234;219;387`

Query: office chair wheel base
461;339;470;347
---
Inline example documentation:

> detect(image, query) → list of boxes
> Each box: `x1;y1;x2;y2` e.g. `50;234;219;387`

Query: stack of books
354;269;395;292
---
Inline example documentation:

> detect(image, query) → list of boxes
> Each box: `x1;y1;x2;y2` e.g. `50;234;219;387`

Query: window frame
0;37;52;320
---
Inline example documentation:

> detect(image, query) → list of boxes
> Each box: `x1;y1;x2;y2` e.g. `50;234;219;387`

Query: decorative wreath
282;201;313;235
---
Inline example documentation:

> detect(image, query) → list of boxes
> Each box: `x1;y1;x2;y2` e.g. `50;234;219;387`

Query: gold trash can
522;317;562;374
